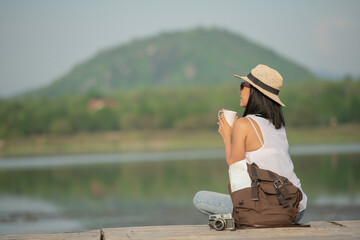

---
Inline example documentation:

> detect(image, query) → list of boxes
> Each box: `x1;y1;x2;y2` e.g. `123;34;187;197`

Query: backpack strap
250;164;259;201
268;171;291;208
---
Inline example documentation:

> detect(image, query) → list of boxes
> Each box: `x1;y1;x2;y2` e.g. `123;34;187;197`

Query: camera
208;213;235;231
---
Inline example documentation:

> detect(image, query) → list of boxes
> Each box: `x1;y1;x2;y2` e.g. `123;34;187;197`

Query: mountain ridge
30;27;314;97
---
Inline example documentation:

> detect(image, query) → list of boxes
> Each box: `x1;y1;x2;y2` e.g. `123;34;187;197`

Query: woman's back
245;114;307;211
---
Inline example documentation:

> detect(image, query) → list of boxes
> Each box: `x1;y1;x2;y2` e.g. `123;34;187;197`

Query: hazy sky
1;0;359;97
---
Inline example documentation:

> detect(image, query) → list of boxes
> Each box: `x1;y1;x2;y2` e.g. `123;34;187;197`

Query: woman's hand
217;109;238;144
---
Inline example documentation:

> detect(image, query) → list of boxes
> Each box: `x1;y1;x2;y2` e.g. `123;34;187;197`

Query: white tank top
245;114;307;211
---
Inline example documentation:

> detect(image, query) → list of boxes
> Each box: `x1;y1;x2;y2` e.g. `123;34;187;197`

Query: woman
193;64;307;223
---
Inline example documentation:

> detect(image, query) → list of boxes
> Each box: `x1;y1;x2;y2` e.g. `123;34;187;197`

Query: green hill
32;27;313;96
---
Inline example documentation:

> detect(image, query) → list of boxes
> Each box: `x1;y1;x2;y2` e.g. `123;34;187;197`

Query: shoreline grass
0;124;359;159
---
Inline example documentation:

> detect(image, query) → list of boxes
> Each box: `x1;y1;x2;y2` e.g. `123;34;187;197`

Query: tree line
0;77;359;139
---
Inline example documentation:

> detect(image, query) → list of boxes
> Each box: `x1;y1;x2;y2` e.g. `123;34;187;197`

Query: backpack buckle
273;179;283;189
274;179;291;200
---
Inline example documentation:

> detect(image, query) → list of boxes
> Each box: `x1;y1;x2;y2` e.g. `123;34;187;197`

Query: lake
0;143;360;234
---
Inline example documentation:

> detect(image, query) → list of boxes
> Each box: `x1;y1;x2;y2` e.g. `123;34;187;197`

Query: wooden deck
0;220;359;240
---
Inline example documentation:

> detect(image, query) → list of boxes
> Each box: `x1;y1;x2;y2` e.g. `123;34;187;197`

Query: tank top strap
245;116;264;146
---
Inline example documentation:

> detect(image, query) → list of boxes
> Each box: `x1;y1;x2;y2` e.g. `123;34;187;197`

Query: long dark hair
243;85;285;129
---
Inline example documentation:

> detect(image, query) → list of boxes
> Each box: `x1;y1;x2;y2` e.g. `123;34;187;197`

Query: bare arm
228;118;247;166
218;116;248;167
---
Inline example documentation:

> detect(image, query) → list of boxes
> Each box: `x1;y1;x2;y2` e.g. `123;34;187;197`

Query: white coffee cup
218;109;237;126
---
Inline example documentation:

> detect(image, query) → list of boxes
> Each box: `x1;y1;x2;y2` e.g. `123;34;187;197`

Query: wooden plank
1;221;359;240
332;220;360;228
309;220;344;229
0;229;100;240
102;220;360;240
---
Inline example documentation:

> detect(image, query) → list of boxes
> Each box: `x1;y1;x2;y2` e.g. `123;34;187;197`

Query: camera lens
214;219;226;231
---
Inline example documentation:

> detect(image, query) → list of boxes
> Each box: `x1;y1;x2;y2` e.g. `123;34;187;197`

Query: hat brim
234;74;285;107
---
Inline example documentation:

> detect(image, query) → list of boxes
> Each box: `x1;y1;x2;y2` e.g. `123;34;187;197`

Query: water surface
0;144;359;234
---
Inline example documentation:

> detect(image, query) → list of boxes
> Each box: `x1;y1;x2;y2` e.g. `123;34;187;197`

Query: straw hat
234;64;285;106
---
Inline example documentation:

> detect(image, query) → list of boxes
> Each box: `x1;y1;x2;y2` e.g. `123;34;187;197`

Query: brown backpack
228;163;303;228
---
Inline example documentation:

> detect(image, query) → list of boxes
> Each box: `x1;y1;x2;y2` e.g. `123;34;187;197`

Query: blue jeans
193;190;305;223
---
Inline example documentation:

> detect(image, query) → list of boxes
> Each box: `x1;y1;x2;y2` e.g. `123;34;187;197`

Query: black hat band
247;73;280;95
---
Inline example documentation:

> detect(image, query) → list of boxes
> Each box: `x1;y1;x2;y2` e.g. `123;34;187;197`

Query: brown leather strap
250;163;258;179
251;180;259;201
250;164;259;201
268;171;290;207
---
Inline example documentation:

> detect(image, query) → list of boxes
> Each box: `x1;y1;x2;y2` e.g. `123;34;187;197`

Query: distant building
88;98;117;111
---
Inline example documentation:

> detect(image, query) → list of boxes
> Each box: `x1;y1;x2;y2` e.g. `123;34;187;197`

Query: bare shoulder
233;117;251;133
